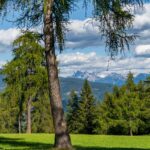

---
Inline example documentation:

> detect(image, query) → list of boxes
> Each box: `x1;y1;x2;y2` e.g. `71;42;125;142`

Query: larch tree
0;0;146;148
1;31;47;134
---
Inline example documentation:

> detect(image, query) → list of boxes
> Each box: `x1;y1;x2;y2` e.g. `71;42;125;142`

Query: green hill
60;77;113;101
0;75;113;104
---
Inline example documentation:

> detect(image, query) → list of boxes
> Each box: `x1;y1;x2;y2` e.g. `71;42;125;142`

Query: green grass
0;134;149;150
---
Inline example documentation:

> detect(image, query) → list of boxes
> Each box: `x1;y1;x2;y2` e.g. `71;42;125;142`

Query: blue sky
0;2;150;77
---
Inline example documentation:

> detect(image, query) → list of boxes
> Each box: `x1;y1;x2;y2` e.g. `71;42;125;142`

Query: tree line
66;73;150;135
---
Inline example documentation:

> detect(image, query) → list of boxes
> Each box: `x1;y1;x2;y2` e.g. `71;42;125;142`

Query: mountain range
60;77;113;102
72;71;150;86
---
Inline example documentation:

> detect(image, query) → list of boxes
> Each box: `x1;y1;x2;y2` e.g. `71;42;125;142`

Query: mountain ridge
72;71;150;85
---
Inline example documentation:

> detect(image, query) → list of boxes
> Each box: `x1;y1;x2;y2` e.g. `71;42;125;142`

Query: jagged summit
71;71;150;85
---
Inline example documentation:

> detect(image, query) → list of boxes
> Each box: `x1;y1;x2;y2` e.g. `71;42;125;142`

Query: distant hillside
1;71;149;103
0;75;5;91
60;77;113;101
0;75;113;101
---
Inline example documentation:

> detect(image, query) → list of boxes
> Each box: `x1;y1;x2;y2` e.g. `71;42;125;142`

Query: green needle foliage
67;80;99;134
66;90;80;133
98;72;150;135
84;0;145;57
0;31;53;133
138;76;150;134
66;73;150;135
78;80;99;134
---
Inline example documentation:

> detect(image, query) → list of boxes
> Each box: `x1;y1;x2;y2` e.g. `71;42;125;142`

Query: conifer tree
123;72;141;136
66;90;80;133
32;90;54;133
97;92;112;134
98;73;143;135
0;92;18;133
1;31;52;133
139;76;150;134
78;80;99;134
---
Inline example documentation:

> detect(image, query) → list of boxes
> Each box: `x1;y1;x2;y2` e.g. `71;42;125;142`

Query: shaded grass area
0;134;150;150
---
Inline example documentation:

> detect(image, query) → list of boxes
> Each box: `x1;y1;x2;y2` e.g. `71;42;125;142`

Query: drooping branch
84;0;145;57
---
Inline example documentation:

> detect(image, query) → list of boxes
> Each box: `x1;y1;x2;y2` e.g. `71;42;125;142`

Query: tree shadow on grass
75;146;149;150
0;137;149;150
0;136;52;149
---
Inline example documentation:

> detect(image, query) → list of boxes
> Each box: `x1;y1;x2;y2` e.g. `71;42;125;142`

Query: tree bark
18;113;21;133
26;97;32;133
130;127;133;136
43;0;72;149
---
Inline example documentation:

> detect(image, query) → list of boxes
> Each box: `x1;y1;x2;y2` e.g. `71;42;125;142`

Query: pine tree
78;80;99;134
66;90;80;133
123;72;141;136
97;92;112;134
98;73;143;135
139;77;150;134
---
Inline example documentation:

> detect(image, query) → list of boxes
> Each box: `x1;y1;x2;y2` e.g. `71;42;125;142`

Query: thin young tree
0;0;146;148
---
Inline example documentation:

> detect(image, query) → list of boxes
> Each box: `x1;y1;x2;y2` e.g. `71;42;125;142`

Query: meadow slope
0;134;150;150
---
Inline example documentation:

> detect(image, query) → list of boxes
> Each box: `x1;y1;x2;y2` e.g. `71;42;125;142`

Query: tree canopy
0;31;53;133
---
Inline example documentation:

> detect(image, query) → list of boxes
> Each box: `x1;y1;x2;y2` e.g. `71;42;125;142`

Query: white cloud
1;4;150;53
65;19;102;49
58;52;150;77
0;27;42;53
134;4;150;29
64;3;150;54
0;60;6;68
135;45;150;57
0;28;20;53
0;28;20;46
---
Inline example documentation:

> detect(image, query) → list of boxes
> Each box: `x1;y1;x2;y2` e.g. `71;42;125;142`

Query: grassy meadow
0;134;149;150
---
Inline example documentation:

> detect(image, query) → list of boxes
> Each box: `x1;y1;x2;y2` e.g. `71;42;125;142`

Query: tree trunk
129;118;133;136
130;127;133;136
26;97;32;133
18;113;21;133
43;0;72;149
